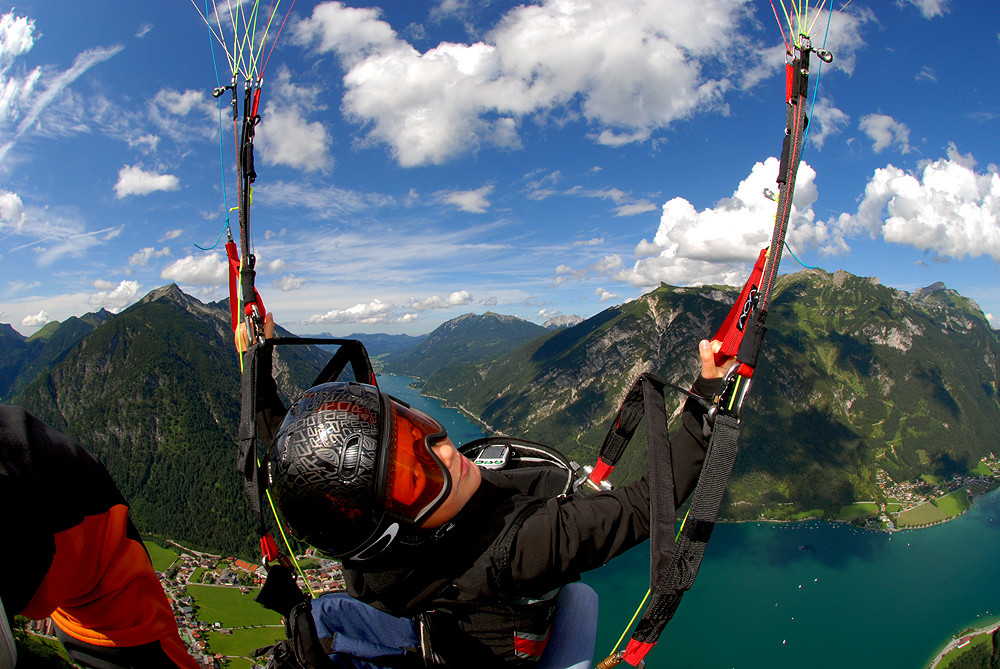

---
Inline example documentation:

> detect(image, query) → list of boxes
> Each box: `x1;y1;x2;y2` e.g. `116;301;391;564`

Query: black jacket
256;348;719;666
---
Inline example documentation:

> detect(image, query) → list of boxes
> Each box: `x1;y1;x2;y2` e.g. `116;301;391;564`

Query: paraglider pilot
246;313;732;668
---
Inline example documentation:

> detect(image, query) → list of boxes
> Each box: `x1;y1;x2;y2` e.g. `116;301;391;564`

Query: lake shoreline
395;374;999;534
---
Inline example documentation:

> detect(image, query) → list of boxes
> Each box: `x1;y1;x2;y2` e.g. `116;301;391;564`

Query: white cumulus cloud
0;190;24;230
293;0;753;166
128;246;171;266
255;68;333;173
408;290;472;311
440;185;493;213
21;310;49;327
860;114;911;154
114;165;180;198
88;280;140;312
161;253;228;285
830;145;1000;261
306;298;394;324
619;157;824;288
273;274;305;291
596;287;618;302
808;99;850;150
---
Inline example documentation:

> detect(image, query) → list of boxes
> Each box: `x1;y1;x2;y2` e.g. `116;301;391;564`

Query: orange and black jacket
0;406;199;669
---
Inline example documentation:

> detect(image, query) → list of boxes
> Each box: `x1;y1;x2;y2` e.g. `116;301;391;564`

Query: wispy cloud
0;35;123;163
898;0;950;19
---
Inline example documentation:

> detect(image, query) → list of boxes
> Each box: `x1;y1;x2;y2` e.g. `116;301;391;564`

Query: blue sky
1;0;998;336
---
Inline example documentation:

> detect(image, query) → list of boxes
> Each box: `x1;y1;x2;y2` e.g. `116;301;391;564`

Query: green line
253;0;281;78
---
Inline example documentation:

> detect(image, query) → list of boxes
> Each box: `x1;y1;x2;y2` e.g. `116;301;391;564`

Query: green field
896;490;970;528
834;503;878;521
208;626;285;656
225;659;257;669
897;502;948;527
939;632;993;668
186;584;282;627
934;489;970;516
973;461;992;476
146;542;179;572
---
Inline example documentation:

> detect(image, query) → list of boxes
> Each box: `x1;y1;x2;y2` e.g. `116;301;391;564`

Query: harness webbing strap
238;342;267;541
621;412;740;666
588;381;646;487
604;45;816;666
642;376;674;581
760;50;810;314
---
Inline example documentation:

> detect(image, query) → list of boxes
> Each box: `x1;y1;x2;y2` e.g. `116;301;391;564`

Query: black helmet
268;381;452;560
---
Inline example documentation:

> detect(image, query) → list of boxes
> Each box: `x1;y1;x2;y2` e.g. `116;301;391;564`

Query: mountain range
3;270;998;555
401;270;1000;519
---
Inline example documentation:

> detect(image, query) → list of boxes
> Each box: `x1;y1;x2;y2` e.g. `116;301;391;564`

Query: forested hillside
421;270;1000;519
12;285;328;556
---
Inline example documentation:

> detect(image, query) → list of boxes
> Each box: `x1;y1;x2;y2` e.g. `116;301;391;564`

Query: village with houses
873;453;1000;530
157;547;348;668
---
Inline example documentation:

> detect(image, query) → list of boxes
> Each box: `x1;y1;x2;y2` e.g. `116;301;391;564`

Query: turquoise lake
380;375;1000;668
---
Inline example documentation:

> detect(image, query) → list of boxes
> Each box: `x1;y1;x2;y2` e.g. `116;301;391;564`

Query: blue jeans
311;583;598;669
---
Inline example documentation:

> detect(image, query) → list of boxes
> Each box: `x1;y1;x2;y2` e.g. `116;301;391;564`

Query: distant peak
912;281;950;300
543;315;583;329
142;283;188;305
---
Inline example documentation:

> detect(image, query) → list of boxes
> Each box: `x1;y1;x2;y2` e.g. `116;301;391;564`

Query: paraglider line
784;241;821;270
195;0;234;252
769;0;790;51
261;0;296;76
800;5;832;153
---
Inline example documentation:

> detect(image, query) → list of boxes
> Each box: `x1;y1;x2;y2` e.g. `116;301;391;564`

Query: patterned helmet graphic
269;382;384;558
269;381;453;559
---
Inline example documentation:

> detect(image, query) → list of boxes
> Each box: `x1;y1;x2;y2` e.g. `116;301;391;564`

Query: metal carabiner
709;364;753;424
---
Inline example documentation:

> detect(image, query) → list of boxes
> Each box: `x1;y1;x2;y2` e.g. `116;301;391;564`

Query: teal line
784;241;821;270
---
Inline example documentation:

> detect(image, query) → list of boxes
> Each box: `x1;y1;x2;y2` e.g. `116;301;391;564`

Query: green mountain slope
13;285;328;556
0;310;112;401
384;311;547;380
424;270;1000;518
0;323;29;401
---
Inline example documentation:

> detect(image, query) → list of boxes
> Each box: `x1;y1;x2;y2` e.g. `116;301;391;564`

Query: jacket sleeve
0;407;200;669
507;375;721;591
